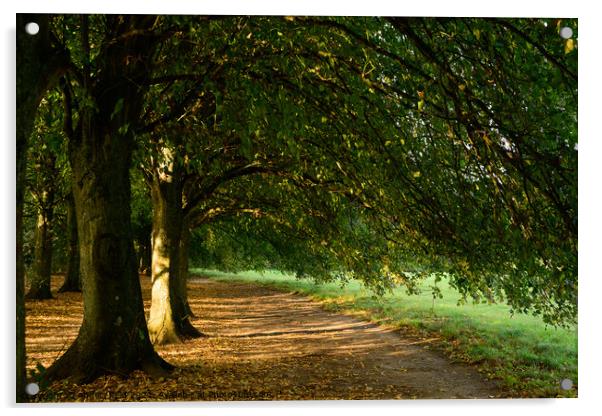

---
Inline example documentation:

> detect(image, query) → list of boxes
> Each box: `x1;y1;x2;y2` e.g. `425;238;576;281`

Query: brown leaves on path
26;275;500;401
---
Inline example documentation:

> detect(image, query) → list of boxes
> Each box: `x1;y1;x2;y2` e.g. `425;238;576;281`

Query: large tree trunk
148;173;202;344
45;15;171;383
59;192;81;292
16;13;68;401
46;121;172;383
26;200;54;300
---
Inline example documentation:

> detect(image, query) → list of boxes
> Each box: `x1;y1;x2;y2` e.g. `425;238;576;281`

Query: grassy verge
192;269;577;398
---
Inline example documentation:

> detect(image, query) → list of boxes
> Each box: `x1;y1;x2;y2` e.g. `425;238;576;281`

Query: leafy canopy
49;16;577;325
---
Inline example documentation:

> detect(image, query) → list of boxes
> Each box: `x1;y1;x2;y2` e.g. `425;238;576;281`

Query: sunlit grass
193;268;577;398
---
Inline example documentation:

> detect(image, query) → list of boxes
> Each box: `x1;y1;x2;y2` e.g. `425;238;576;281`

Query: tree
21;15;577;386
16;13;69;400
310;16;578;323
131;169;153;277
146;145;203;343
43;15;172;383
24;88;71;299
138;15;577;334
25;152;57;300
58;192;81;292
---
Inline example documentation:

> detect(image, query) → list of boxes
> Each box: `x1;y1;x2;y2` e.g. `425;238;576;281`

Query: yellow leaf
418;99;425;112
413;171;421;178
564;39;575;54
482;133;492;147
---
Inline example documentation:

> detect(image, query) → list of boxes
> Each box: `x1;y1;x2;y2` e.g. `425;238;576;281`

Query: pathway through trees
26;275;500;401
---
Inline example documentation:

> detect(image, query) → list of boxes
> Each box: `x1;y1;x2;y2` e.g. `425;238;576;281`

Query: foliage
38;15;578;326
146;16;577;325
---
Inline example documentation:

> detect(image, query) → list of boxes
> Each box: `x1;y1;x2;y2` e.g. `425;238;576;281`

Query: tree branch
493;18;577;82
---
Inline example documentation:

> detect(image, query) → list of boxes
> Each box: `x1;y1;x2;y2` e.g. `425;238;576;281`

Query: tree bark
46;118;172;383
178;220;195;318
45;15;172;383
148;172;202;344
26;199;54;299
59;192;81;292
16;13;69;401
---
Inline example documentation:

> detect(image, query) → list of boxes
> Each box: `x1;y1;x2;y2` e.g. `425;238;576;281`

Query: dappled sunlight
27;274;499;401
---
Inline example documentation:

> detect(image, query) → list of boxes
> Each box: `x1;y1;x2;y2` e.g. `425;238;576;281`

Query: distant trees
58;192;81;293
17;14;577;390
24;89;71;299
25;147;57;300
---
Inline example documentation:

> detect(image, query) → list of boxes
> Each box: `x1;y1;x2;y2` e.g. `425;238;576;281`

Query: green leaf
118;123;130;135
240;133;253;160
111;98;124;120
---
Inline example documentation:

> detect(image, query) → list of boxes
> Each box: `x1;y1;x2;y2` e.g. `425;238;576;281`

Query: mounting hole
559;27;573;40
25;22;40;36
25;382;40;396
560;378;573;390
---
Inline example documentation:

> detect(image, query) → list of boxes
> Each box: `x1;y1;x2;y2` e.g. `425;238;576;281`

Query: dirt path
27;275;500;401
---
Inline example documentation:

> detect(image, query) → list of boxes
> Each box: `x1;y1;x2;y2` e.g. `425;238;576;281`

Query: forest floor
26;275;501;402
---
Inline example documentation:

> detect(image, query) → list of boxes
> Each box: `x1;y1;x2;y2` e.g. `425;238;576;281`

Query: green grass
192;268;577;398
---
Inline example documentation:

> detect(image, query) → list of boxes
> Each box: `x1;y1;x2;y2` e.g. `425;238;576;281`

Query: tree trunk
173;219;201;331
46;123;172;383
16;13;69;401
148;173;202;344
59;192;81;292
178;221;195;318
45;15;171;383
26;201;54;299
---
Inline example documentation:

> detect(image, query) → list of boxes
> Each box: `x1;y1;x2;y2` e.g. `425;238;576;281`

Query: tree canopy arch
17;14;577;388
